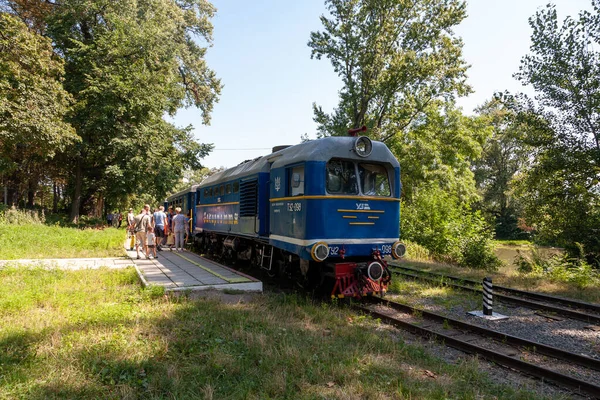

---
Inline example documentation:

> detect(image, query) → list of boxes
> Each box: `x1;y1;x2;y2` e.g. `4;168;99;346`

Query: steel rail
356;298;600;398
362;296;600;371
390;263;600;313
389;267;600;325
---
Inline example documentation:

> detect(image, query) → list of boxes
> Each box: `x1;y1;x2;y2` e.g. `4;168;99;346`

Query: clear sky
170;0;593;170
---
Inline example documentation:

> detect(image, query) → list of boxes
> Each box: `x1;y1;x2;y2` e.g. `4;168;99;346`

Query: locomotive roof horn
348;125;367;137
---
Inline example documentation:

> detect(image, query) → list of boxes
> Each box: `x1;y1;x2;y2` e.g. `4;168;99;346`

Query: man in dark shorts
153;206;167;251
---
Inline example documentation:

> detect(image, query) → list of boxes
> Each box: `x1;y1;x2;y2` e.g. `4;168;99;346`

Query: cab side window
288;165;304;196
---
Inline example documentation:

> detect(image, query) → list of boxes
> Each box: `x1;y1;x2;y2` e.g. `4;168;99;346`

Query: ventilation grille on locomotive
239;180;258;217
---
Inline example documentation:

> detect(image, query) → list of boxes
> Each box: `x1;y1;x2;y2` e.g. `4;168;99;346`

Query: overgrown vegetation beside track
399;238;599;302
394;259;600;304
0;267;552;399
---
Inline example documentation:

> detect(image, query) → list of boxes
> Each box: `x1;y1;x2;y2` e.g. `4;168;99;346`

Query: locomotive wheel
305;262;326;291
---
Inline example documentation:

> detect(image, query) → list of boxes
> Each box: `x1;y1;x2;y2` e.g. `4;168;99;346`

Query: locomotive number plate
381;245;392;254
286;202;302;212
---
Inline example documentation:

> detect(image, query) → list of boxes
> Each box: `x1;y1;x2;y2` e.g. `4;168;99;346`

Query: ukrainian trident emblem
274;177;281;192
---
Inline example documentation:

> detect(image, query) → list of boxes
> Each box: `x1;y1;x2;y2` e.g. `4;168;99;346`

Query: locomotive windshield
326;159;390;196
359;163;391;196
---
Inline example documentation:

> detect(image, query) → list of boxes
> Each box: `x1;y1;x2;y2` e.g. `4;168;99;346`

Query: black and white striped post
469;277;507;320
483;277;493;316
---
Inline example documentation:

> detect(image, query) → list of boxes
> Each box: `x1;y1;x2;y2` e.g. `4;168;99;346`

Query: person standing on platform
127;208;135;227
133;208;152;259
153;206;167;251
127;208;135;250
166;206;175;229
171;207;188;252
165;205;175;247
146;225;157;259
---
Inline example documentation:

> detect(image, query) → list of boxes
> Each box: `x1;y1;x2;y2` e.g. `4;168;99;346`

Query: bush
516;244;600;289
402;185;501;271
459;232;503;271
403;240;431;261
0;206;45;225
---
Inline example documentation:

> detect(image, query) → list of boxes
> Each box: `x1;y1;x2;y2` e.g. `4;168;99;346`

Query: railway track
389;264;600;325
356;296;600;398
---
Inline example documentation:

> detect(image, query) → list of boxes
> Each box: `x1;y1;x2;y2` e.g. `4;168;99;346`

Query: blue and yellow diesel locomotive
165;134;405;297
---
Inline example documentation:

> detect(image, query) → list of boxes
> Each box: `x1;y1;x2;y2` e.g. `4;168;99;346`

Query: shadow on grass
0;280;549;400
0;315;172;399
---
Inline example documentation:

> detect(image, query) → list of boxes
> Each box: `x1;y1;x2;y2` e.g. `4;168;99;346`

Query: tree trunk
95;193;104;219
53;182;58;213
7;187;16;206
26;178;36;208
69;157;82;223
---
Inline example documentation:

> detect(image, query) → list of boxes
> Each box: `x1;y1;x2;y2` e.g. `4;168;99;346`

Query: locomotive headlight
391;241;406;259
367;261;384;281
311;242;329;262
354;136;373;157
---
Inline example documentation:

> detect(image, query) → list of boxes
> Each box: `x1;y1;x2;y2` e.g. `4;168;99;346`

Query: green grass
394;259;600;304
493;240;532;247
0;266;556;399
387;277;480;312
397;241;600;303
0;225;126;259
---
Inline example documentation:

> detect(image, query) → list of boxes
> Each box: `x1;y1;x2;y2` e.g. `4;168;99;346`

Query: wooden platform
126;248;262;293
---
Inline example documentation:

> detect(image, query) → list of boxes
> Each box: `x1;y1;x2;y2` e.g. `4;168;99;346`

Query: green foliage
0;12;78;207
511;2;600;258
402;185;501;270
0;13;77;166
0;206;46;226
306;0;501;270
2;0;221;218
0;267;548;399
516;244;600;289
473;98;531;240
494;239;531;246
169;166;223;194
390;103;490;203
0;224;126;259
308;0;470;141
390;104;500;270
402;240;431;261
143;285;166;300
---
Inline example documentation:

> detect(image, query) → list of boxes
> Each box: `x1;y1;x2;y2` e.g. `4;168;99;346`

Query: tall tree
308;0;470;141
308;0;501;269
513;2;600;257
391;101;490;204
472;98;531;239
393;102;499;269
37;0;222;221
0;12;77;206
